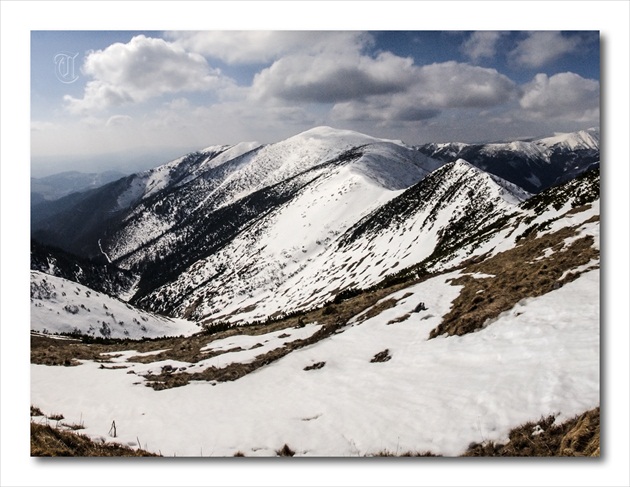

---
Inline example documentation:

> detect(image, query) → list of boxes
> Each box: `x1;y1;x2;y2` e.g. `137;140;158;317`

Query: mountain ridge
31;126;599;326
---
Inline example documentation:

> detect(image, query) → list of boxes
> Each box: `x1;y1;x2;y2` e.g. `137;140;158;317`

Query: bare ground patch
429;221;599;339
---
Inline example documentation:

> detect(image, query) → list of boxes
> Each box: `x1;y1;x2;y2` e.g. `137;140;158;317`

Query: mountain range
416;127;599;193
31;126;599;329
30;125;601;457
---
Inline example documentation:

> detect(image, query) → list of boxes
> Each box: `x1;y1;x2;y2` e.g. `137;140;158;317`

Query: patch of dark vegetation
463;408;600;457
387;314;410;325
357;298;399;324
370;349;392;363
304;361;325;371
30;422;160;457
428;219;599;339
276;444;296;457
31;405;43;417
322;304;337;316
60;421;85;431
333;287;362;304
144;320;346;390
99;364;128;370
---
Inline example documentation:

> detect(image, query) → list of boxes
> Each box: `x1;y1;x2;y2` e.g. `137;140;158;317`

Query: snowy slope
31;126;598;332
162;162;597;327
116;142;262;206
134;143;442;322
31;271;199;339
105;127;436;269
139;159;527;324
31;268;599;457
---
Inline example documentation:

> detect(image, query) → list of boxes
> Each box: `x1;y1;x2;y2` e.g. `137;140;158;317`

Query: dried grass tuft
30;422;160;457
462;407;600;457
276;444;296;457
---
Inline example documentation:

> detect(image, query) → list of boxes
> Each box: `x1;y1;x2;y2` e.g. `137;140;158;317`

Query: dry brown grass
463;407;600;457
30;422;160;457
429;221;599;339
30;405;44;417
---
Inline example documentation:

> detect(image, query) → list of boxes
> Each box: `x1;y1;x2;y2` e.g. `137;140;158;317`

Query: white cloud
251;51;415;103
510;32;581;68
65;35;231;114
519;72;599;122
167;31;371;64
416;62;517;108
461;32;505;62
332;61;517;123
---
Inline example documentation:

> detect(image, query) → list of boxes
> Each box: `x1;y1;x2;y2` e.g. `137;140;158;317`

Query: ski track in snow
31;269;599;457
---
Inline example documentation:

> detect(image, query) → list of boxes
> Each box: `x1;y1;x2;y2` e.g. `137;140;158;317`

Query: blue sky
31;30;600;176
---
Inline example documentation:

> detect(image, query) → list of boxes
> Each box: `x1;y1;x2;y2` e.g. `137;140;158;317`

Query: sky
31;30;600;177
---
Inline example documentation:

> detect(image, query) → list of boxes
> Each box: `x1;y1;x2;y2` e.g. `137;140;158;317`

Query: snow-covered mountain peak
537;127;599;151
220;127;426;202
348;142;443;191
292;125;399;146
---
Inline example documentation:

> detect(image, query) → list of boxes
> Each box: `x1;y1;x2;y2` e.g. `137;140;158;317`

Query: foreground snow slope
31;268;599;457
30;271;199;339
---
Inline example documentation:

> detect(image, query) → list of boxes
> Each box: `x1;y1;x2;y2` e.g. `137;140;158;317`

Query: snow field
31;269;599;457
